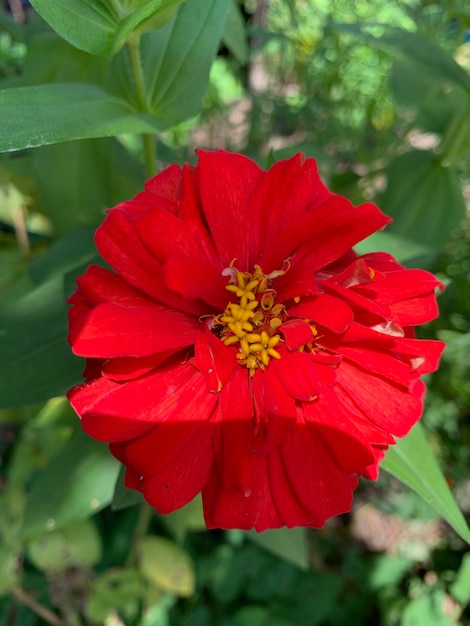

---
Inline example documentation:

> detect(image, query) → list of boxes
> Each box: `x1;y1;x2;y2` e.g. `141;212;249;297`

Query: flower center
214;264;288;376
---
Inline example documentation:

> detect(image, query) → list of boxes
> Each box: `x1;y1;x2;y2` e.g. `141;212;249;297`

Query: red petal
102;352;174;381
194;325;237;392
250;154;332;267
126;392;217;480
362;447;387;480
164;256;227;310
133;167;221;269
336;360;424;437
320;280;389;321
203;432;283;531
143;423;215;515
389;294;440;326
271;347;319;401
281;319;314;350
259;197;390;272
267;446;319;527
144;163;182;210
196;150;264;270
68;376;119;422
360;252;404;273
332;258;379;288
251;366;297;453
77;362;208;441
280;418;359;525
288;293;353;333
338;345;413;387
274;266;319;302
393;338;445;374
359;269;443;304
217;368;256;494
69;302;199;358
75;264;150;307
303;388;375;473
95;208;203;315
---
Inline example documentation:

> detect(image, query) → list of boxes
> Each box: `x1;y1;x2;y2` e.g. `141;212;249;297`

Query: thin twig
8;0;25;22
11;205;30;260
11;585;62;626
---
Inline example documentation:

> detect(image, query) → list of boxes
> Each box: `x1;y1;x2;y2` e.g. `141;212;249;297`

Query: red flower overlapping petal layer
67;150;445;531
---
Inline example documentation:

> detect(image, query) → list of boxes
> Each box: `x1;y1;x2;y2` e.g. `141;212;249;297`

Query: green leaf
354;230;432;264
21;31;107;86
31;137;145;234
450;553;470;604
141;0;230;126
22;429;120;538
27;519;102;572
138;536;195;597
28;0;115;55
29;0;187;56
401;589;455;626
379;150;467;248
246;527;309;570
86;569;144;623
0;276;84;407
222;0;249;65
382;423;470;544
332;23;470;94
114;0;185;43
0;83;161;153
29;226;97;284
234;606;295;626
112;465;145;510
161;495;206;540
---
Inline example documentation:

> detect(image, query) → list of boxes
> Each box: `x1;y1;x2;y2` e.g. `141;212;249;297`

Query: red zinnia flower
67;150;444;531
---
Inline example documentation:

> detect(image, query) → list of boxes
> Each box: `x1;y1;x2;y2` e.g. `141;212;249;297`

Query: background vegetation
0;0;470;624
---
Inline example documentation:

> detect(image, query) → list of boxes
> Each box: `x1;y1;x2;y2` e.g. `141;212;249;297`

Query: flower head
67;150;444;531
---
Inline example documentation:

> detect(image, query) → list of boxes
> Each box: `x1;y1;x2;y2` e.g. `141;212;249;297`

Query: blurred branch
7;0;25;23
11;585;62;626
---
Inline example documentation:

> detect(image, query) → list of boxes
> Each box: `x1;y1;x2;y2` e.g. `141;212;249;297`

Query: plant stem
126;35;157;178
11;585;62;626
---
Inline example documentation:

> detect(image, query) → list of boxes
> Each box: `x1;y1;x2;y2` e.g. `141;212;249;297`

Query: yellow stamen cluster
216;266;286;376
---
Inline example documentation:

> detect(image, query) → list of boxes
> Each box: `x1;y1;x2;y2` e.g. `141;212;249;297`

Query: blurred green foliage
0;0;470;624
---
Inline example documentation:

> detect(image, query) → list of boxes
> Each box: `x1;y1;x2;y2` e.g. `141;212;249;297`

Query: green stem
11;586;62;626
126;35;157;178
126;503;154;567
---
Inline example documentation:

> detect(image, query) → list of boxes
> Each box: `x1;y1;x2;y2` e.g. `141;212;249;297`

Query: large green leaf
0;83;161;153
382;423;470;544
246;527;309;570
140;0;230;126
31;137;145;234
29;0;185;56
332;23;470;94
22;429;119;538
354;230;432;264
0;228;102;408
222;0;249;65
21;31;108;86
29;226;97;284
0;276;84;407
378;150;467;248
